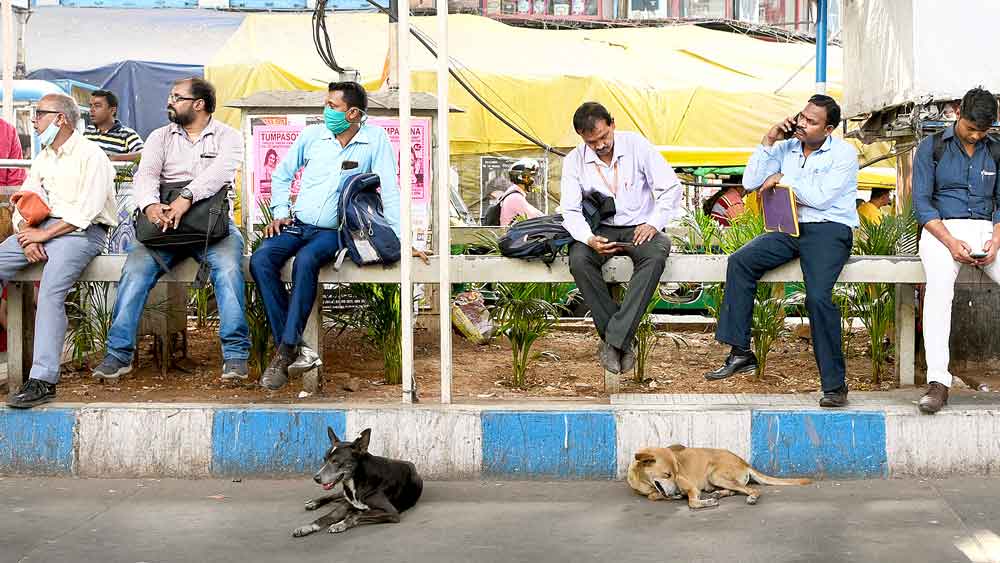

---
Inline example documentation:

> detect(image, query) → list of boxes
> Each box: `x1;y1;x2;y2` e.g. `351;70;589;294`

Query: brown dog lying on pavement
627;445;811;509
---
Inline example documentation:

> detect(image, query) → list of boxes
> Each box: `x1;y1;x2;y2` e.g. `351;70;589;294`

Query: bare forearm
923;220;955;245
108;152;141;162
44;220;79;239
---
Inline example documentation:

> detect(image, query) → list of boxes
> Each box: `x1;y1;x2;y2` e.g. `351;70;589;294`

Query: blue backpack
333;173;401;269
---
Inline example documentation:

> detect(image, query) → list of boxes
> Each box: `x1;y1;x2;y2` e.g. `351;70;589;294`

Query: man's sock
277;343;297;359
731;344;752;356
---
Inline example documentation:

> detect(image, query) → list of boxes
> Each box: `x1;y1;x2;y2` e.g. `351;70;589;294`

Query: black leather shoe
819;390;849;408
704;351;758;381
6;379;56;409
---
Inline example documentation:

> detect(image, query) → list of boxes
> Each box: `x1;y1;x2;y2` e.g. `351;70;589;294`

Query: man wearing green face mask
250;81;430;390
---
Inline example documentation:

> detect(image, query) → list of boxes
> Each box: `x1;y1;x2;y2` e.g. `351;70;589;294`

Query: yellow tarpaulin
207;13;891;177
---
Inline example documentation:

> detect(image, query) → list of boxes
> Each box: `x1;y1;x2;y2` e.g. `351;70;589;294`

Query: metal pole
436;0;451;404
387;0;399;90
2;0;14;124
398;0;415;404
815;0;827;94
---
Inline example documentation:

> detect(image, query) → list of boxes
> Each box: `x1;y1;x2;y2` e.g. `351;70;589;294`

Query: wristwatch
179;188;194;201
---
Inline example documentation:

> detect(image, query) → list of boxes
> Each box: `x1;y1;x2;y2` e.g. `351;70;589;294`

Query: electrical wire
311;0;566;157
313;0;345;73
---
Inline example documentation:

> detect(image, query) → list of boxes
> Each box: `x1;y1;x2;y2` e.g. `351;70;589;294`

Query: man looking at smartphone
912;87;1000;414
704;95;859;408
249;81;428;390
561;102;683;375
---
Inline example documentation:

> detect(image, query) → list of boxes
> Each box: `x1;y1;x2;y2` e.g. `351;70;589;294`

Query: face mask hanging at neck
37;121;60;147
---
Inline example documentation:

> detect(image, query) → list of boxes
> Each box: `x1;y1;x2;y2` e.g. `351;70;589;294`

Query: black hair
265;148;279;164
328;81;368;112
175;77;217;114
807;94;841;128
870;188;891;201
960;87;998;130
572;102;613;133
91;89;119;110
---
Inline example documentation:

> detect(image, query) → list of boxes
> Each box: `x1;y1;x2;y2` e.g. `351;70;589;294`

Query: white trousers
919;219;1000;387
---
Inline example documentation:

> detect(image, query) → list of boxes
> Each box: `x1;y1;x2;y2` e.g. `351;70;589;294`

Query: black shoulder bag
133;180;231;287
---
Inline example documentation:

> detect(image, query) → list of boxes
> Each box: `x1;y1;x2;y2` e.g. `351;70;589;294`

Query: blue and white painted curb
0;403;996;478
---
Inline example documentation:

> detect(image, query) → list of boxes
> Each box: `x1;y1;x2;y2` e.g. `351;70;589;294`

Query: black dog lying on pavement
293;427;423;537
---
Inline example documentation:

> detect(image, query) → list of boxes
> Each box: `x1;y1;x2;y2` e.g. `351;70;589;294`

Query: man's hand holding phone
588;235;621;256
765;114;800;146
973;237;1000;265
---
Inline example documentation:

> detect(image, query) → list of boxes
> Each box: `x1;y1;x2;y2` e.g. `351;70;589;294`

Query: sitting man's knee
122;248;158;277
249;251;272;278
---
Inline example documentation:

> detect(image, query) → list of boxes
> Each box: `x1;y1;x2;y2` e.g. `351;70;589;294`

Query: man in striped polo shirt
85;90;144;162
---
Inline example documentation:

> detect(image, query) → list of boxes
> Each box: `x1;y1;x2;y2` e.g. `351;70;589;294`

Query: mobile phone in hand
971;251;988;259
783;113;802;139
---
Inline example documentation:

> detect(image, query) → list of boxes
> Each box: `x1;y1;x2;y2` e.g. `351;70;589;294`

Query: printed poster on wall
251;116;432;248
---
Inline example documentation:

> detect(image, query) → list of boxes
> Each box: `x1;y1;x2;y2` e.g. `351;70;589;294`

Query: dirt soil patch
53;321;898;404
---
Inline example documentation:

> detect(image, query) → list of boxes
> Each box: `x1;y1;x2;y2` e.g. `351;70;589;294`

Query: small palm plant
325;281;406;385
491;283;562;388
845;207;915;384
632;290;688;383
351;284;404;384
190;285;217;329
66;282;116;367
676;207;721;255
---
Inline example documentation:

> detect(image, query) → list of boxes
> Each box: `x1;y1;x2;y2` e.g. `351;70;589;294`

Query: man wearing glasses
6;94;118;408
561;102;682;376
92;77;251;383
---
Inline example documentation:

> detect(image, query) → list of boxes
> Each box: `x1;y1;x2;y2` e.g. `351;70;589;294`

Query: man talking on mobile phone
249;81;429;390
912;87;1000;414
704;95;858;408
560;102;683;375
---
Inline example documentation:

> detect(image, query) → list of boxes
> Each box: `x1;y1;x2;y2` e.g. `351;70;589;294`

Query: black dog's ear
354;428;372;453
327;426;341;445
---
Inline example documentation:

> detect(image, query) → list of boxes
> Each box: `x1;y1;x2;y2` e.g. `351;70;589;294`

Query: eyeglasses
168;94;197;103
31;110;62;121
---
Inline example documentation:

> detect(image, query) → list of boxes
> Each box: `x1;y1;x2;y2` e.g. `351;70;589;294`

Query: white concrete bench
5;254;950;395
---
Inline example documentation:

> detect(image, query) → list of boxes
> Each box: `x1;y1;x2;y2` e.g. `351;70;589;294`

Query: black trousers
568;225;670;350
715;222;853;393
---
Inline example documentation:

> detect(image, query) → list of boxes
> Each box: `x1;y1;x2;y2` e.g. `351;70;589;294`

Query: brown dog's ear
354;428;372;453
327;426;341;445
634;451;656;463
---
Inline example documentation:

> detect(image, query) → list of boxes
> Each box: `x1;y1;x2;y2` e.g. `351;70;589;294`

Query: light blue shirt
270;123;401;236
743;135;859;228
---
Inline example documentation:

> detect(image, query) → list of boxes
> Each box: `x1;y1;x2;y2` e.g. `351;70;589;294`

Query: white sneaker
289;345;322;376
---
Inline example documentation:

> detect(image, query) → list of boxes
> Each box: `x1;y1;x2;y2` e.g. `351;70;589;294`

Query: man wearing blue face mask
5;94;118;408
250;81;429;390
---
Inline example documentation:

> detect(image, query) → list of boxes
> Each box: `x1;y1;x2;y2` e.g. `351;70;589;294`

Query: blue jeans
105;223;250;364
249;220;341;348
715;222;853;393
0;220;106;384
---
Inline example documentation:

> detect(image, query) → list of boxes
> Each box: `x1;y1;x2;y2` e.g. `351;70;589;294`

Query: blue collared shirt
912;125;999;225
743;135;859;228
270;123;401;236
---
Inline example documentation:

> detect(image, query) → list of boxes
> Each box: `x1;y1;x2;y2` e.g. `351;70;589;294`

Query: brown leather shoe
918;382;949;414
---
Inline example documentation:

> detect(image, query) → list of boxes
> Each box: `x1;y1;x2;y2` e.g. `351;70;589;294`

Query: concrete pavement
2;477;1000;563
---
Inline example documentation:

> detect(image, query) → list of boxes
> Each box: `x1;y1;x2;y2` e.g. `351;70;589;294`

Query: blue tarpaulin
29;60;203;140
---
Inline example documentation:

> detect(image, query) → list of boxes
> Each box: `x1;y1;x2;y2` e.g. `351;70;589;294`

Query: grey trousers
567;224;670;350
0;220;106;384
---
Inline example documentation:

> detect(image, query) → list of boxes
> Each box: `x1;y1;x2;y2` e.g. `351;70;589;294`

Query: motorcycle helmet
508;158;540;191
